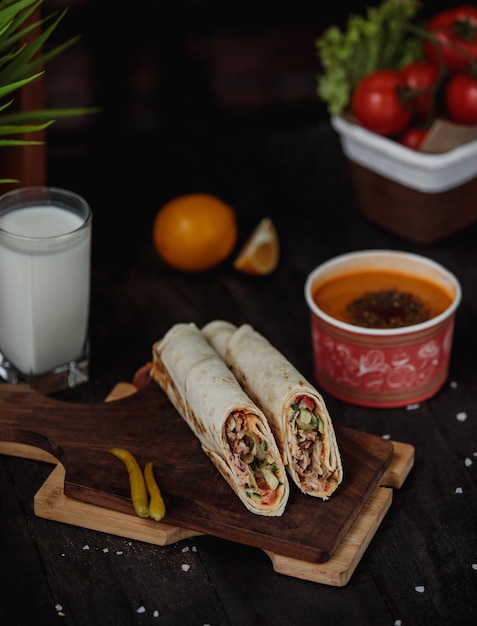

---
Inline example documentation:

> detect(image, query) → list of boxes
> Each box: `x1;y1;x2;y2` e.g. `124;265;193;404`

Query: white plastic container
331;116;477;244
332;115;477;193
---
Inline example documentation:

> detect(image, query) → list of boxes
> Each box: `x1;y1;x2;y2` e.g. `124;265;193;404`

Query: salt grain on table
181;564;190;572
456;412;468;422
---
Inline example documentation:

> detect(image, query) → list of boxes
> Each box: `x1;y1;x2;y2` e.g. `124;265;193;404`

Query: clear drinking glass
0;186;92;394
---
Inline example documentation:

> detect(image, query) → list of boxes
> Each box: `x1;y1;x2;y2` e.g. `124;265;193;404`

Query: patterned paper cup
304;250;462;408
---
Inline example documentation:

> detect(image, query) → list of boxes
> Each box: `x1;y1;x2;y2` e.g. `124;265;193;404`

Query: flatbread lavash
151;322;289;516
202;320;343;499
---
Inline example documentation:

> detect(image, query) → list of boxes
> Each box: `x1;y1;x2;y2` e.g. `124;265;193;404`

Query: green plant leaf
0;0;100;184
0;70;42;97
0;138;43;145
0;106;101;125
0;9;79;86
0;119;53;134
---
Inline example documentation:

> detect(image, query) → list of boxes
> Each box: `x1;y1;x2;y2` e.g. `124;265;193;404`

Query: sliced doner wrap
151;322;289;516
202;320;343;500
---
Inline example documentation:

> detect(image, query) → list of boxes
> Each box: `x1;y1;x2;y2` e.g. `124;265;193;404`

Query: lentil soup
312;269;454;329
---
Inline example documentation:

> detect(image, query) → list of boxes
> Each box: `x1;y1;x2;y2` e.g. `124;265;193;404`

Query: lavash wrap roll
151;322;290;517
202;320;343;500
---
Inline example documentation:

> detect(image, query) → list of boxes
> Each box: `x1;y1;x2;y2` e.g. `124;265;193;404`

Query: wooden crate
349;161;477;245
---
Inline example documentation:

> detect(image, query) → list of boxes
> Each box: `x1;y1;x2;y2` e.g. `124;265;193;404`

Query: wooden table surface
1;117;477;626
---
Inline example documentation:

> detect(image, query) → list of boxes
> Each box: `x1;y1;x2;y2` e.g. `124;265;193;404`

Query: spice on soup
344;288;432;329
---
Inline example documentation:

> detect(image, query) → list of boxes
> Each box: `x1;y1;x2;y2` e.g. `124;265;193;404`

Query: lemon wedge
234;217;280;275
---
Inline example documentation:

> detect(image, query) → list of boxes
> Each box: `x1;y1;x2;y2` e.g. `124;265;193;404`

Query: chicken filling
225;411;282;505
287;395;338;492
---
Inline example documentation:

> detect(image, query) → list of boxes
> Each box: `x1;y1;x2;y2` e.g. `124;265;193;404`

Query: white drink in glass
0;190;91;387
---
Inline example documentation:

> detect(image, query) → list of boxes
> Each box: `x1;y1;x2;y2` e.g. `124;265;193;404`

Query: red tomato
398;127;428;151
399;61;440;120
445;72;477;125
423;6;477;73
351;70;412;136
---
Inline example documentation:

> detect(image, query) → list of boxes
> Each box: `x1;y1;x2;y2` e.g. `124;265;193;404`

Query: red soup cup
304;250;462;408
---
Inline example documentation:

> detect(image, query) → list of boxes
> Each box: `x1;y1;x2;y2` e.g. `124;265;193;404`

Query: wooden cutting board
0;382;414;586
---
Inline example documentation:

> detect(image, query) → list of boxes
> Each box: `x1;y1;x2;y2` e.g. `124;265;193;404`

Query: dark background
43;1;458;145
42;2;460;204
40;0;466;384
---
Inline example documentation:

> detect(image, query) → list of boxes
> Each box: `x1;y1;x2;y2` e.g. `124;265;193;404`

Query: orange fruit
152;193;238;272
233;217;280;275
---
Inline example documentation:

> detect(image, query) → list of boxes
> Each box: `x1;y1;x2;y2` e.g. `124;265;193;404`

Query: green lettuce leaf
316;0;423;115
